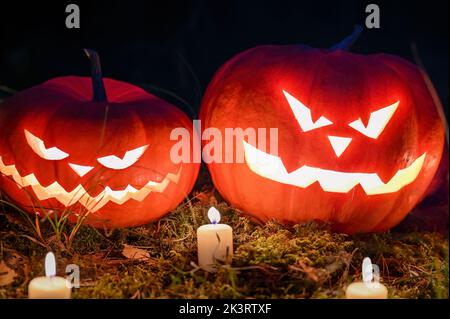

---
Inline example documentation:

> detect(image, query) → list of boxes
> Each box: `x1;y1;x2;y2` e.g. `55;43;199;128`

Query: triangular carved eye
97;145;148;170
348;101;399;139
24;130;69;160
283;90;333;132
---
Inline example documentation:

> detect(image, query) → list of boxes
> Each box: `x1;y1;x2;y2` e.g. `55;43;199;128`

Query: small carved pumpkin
0;50;199;228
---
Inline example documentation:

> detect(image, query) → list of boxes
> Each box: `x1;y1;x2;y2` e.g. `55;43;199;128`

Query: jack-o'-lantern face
243;90;425;195
0;127;180;213
200;45;445;234
0;75;199;228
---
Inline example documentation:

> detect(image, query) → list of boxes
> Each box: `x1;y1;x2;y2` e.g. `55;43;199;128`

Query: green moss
0;198;448;299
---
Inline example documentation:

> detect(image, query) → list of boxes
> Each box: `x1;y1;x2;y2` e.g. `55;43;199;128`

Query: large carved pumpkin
200;32;445;234
0;50;199;228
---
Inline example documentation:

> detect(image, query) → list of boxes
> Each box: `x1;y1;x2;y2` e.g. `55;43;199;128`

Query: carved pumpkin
200;30;445;234
0;50;199;228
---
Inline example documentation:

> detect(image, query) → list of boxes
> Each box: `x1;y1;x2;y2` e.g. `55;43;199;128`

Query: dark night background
0;0;448;119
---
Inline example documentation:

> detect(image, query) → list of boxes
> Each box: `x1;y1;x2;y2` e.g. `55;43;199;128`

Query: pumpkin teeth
242;141;426;195
0;156;181;212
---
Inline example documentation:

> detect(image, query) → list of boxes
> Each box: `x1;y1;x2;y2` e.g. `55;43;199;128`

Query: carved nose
327;136;352;157
68;163;94;177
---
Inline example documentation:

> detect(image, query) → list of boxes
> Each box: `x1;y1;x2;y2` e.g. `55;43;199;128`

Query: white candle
197;207;233;271
345;257;388;299
28;252;72;299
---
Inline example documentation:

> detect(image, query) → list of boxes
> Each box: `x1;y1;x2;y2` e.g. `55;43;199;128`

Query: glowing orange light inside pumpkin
242;141;426;195
97;145;149;169
327;136;352;157
68;163;94;177
349;101;399;139
0;156;181;212
283;90;333;132
24;130;69;160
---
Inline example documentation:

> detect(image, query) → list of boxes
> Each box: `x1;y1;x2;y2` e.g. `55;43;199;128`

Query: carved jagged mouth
243;141;426;195
0;156;181;212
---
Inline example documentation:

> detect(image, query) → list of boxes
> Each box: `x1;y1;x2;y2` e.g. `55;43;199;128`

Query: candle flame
362;257;373;284
208;207;221;224
45;252;56;277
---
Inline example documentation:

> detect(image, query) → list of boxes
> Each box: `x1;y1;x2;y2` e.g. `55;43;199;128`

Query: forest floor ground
0;172;448;299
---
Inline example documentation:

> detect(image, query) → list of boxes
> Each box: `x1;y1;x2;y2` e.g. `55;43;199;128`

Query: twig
337;248;358;286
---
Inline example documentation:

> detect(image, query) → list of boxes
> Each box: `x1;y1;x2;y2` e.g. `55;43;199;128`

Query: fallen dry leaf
122;244;150;261
0;260;17;286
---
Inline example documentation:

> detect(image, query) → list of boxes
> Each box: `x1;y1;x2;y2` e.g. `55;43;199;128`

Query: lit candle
345;257;388;299
28;252;72;299
197;207;233;271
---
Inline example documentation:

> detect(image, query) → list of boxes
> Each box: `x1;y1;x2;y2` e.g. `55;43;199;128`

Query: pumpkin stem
330;25;363;51
84;49;107;102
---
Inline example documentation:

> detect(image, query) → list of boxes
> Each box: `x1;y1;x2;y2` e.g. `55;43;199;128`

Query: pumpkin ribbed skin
200;45;445;234
0;76;199;228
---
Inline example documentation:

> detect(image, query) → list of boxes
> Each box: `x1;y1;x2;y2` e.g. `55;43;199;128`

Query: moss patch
0;194;448;299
